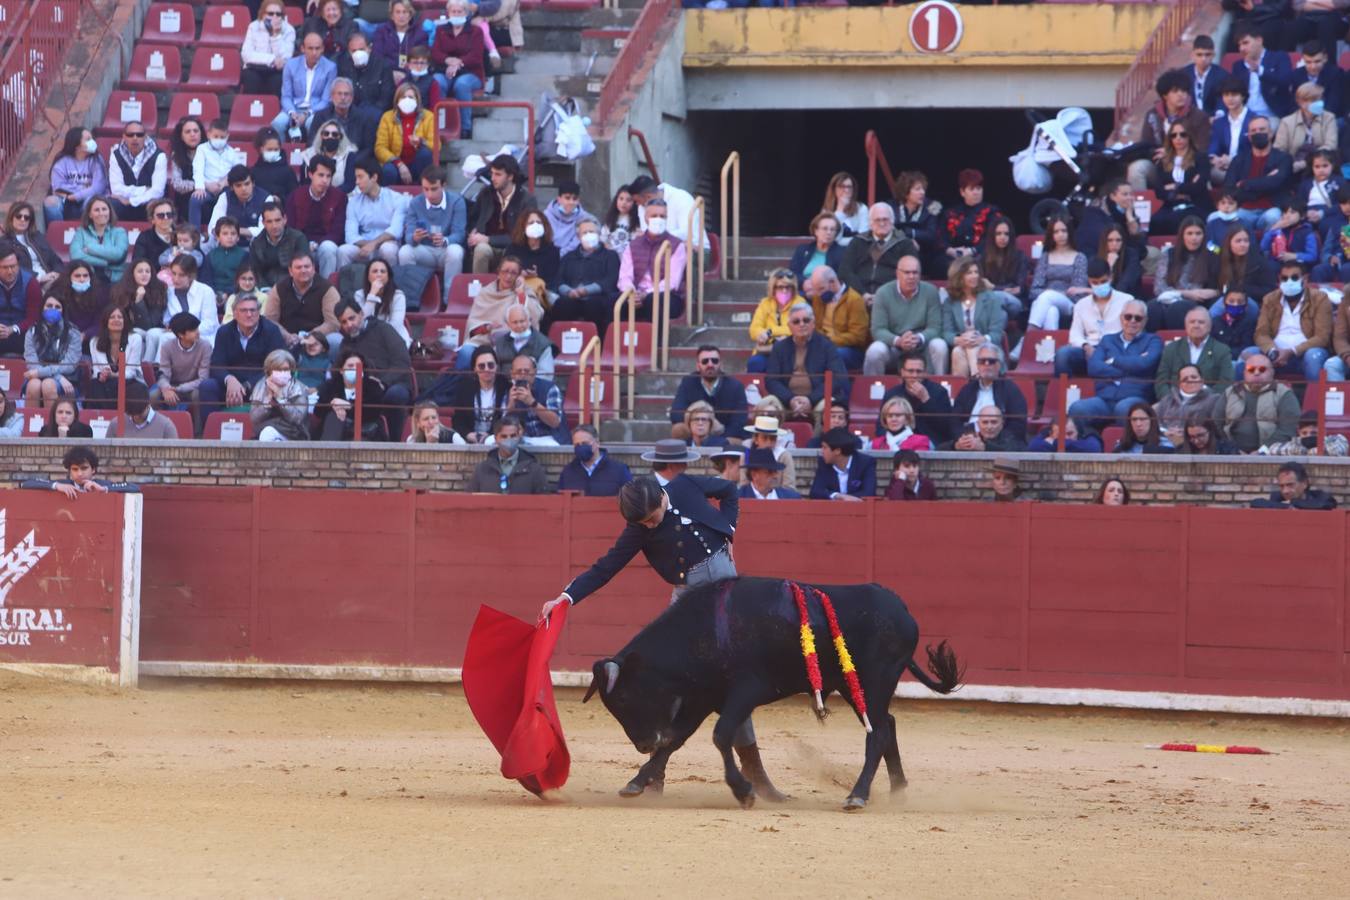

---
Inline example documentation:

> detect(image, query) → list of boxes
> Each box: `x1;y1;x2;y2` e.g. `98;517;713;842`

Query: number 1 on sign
923;6;941;51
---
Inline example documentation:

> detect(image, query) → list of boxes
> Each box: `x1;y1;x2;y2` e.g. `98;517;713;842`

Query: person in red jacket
430;0;486;138
283;155;347;279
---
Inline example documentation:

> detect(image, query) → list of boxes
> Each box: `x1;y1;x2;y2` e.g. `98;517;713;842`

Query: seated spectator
942;258;1008;377
274;33;338;141
447;344;508;442
121;380;178;439
339;32;397;122
249;202;311;290
809;428;875;501
1224;115;1292;232
1155;360;1225;447
979;214;1029;313
1213;225;1278;321
744;410;797;487
1186;35;1222;115
431;0;487;138
339;157;405;269
508;209;561;304
600;183;636;256
802;265;868;372
1151;216;1218;330
402;45;443;110
709;447;742;483
221;266;257;322
1026;213;1089;331
334;298;412;440
1291;39;1342;115
191;119;245;228
455;255;543;369
807;398;848;448
1221;352;1299;452
880;355;955;445
86;305;144;408
544;181;596;257
1298;150;1342;234
1148;119;1213;237
201;294;287;409
1251;258;1333;381
69;197;128;285
108;120;166;222
241;0;295;96
940;168;999;262
166;256;222;347
373;1;428;78
1208;76;1254;186
1028;418;1102;453
558;424;632;495
301;0;357;62
943;404;1027;452
288;155;348;279
503;352;565;445
884;448;936;501
468;415;549;494
310;80;375;158
22;447;138;496
1097;223;1143;299
1095;478;1130;506
676;399;728;449
0;247;41;356
864;254;944;375
618;199;686;321
549;219;620;336
1264;409;1349;456
1230;23;1293;118
1259;201;1319;266
111;259;169;362
22;295;82;409
766;300;849;420
870;396;931;453
44;126;108;225
164;225;207;278
822;171;868;242
36;397;90;438
952;346;1028;443
1114;401;1174;454
1155;306;1234;399
740;447;802;500
1274;82;1337;177
45;261;103;337
4;203;61;289
892;171;942;275
375;83;434;186
156;312;210;431
209;166;272;243
670;345;747;439
1204;188;1241;249
407;400;466;444
165;117;203;223
131;198;176;268
1250;461;1338;509
789;213;843;287
315;348;387;440
468;154;535;274
989;457;1024;503
628;175;709;250
1056;258;1128;377
250;349;309;441
1132;68;1213;194
1311;185;1350;281
0;388;19;438
206;217;249;299
747;268;800;374
1069;300;1162;424
494;304;552;377
252;129;299;204
1177;412;1240;455
1074;179;1146;264
838;204;917;303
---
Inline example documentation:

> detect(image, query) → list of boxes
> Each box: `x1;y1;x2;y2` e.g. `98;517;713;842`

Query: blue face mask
573;442;595;463
1091;281;1113;299
1216;210;1239;221
342;369;357;385
72;280;91;293
819;290;836;304
42;308;61;324
1224;303;1247;317
448;15;467;25
1310;100;1326;117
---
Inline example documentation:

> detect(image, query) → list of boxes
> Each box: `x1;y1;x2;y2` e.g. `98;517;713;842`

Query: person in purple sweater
43;127;109;224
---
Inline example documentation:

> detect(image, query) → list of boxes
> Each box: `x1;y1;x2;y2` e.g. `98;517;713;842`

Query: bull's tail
904;641;963;695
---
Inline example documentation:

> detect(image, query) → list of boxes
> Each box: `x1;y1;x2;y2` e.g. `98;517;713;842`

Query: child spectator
156;312;211;433
884;448;937;501
191;119;242;227
1259;202;1319;265
1311;187;1350;281
221;265;257;322
543;180;597;256
1205;189;1241;251
36;397;90;438
402;45;443;110
296;331;332;393
206;218;248;301
162;223;207;276
1297;149;1341;232
123;380;179;439
22;447;139;498
251;129;298;206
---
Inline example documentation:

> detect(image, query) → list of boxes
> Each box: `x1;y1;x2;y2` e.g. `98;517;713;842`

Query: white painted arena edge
134;662;1350;718
119;494;143;689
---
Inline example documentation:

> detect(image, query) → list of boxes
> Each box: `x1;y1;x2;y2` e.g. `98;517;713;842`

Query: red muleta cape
462;604;571;795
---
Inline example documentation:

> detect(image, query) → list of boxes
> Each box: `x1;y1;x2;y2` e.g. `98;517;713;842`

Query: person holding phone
242;2;297;95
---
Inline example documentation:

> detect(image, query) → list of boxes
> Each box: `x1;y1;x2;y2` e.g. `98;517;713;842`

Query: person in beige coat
1274;82;1339;176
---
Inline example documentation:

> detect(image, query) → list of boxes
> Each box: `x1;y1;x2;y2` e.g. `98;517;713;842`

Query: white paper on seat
220;420;244;441
1035;336;1055;363
561;329;583;355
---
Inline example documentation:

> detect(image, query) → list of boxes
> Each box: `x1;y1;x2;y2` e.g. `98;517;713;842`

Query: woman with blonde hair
870;396;931;452
249;349;310;441
375;82;436;185
746;267;802;374
407;400;467;444
241;1;296;95
677;399;728;448
821;171;868;242
941;257;1007;376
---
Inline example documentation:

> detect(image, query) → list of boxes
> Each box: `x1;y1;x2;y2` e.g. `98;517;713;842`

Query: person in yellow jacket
747;267;802;375
375;83;437;186
803;264;869;370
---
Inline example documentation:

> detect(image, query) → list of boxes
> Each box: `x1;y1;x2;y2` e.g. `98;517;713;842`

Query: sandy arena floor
2;671;1348;898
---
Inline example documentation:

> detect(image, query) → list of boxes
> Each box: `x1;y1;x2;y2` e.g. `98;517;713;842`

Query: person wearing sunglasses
1220;352;1300;453
1129;68;1212;194
763;301;850;422
1251;258;1335;382
1068;298;1164;426
108;120;167;222
241;2;297;97
747;268;803;373
950;344;1029;445
449;343;509;443
1148;120;1213;238
669;343;748;440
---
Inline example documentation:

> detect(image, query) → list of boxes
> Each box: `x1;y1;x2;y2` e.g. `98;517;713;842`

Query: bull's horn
604;660;620;694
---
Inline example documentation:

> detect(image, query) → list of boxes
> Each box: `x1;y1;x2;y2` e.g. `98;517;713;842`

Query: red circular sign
908;0;964;54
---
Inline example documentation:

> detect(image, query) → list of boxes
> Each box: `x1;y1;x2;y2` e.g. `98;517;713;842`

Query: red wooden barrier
136;489;1350;705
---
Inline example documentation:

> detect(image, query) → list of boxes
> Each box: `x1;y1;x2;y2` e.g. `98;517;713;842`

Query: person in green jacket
1154;305;1235;400
68;197;129;283
863;253;946;375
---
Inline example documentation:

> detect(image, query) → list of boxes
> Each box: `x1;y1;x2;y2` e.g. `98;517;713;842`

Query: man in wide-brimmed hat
991;457;1024;503
739;447;802;500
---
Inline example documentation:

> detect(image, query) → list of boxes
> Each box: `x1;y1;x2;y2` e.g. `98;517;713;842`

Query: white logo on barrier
0;511;50;607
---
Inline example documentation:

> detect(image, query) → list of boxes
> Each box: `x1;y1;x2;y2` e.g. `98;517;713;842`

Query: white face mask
647;217;667;236
580;231;600;250
209;137;228;151
397;96;418;115
83;138;98;154
262;150;282;163
351;49;370;67
524;222;545;240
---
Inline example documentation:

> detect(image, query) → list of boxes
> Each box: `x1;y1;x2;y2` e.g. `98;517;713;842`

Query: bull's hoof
737;790;756;810
618;776;664;799
843;795;867;812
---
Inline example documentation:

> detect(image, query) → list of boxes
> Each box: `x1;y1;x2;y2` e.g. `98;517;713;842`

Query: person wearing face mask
548;219;620;335
467;415;549;494
1153;364;1224;446
1251;259;1334;382
1210;283;1260;371
1067;299;1164;425
492;304;554;378
746;268;801;374
1262;409;1350;456
506;210;561;302
557;424;633;496
1224;114;1293;233
1289;40;1343;118
316;348;388;440
47;261;104;337
400;45;442;110
250;349;310;441
190;119;243;229
430;0;487;139
251;129;299;203
375;84;434;185
44;126;108;224
1273;83;1337;177
340;32;396;121
22;296;82;409
618;198;687;321
1055;258;1130;377
335;298;412;439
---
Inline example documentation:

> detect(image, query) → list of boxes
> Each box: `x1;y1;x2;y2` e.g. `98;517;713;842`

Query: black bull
583;577;963;810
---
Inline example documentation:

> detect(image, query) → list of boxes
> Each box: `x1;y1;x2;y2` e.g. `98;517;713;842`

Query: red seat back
98;91;159;137
547;320;598;375
601;321;653;370
227;94;281;140
164;93;222;134
199;5;251;47
1016;328;1069;377
142;3;196;45
446;273;496;316
121;43;183;91
848;375;901;419
202;411;254;440
47;220;79;262
188;48;242;91
1039;377;1096;425
1100;425;1124;452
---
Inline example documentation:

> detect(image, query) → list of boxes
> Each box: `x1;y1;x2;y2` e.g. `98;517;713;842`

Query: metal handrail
352;358;365;442
719;151;740;280
864;129;899;208
430;99;537;190
611;290;637;418
115;348;127;438
576;334;602;428
1112;0;1206;138
627;126;660;184
593;0;679;131
652;241;672;372
686;196;706;327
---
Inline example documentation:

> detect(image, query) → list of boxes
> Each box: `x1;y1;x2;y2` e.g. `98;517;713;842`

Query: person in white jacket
240;1;296;96
630;175;711;251
166;255;221;347
1055;257;1133;377
190;120;245;228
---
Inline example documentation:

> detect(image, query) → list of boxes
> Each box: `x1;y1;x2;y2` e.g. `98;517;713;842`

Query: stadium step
509;51;612;78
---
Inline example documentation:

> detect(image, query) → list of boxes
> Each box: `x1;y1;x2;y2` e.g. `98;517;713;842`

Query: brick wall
1;440;1345;505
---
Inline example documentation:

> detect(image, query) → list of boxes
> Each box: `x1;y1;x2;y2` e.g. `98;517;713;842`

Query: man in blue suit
1231;23;1294;120
1068;299;1164;424
1184;35;1225;115
272;32;338;139
739;448;802;500
809;428;877;500
1208;75;1255;186
1290;40;1344;116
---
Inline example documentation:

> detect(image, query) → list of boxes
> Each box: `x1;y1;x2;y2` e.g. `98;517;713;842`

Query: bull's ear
582;658;609;704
